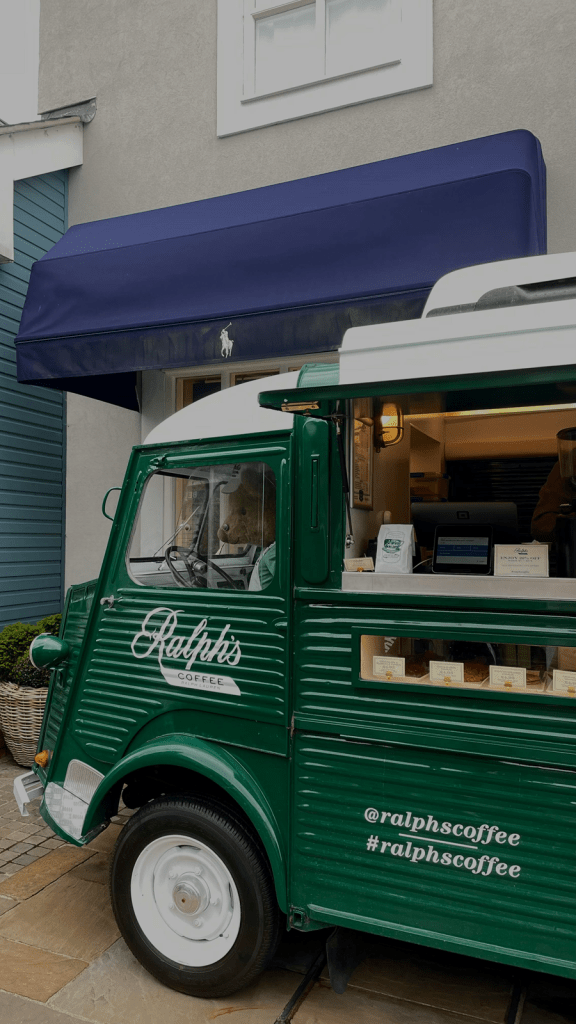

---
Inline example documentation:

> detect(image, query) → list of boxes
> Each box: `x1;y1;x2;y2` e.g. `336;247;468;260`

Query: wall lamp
358;400;404;452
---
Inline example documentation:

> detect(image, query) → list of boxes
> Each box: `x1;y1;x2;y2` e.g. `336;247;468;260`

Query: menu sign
373;656;405;680
489;666;526;690
552;669;576;695
429;661;464;684
494;544;549;577
353;399;373;510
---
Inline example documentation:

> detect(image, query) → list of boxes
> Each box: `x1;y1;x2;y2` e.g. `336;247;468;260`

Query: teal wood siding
0;170;67;626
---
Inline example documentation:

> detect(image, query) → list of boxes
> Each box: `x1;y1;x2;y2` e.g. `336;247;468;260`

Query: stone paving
0;750;574;1023
0;750;67;881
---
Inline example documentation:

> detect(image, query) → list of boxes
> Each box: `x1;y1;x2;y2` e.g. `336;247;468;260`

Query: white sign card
373;656;405;680
552;669;576;695
344;557;374;572
429;661;464;684
494;544;549;578
489;665;526;690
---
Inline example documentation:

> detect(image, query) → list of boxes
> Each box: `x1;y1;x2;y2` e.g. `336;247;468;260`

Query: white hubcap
131;834;241;966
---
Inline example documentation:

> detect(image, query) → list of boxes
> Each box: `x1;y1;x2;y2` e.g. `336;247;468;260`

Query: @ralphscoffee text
363;807;522;878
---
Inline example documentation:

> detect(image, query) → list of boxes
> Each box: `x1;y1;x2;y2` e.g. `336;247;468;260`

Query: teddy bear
217;463;276;549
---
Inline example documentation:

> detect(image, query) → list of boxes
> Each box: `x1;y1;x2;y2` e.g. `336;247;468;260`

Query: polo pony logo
131;607;242;695
220;322;234;358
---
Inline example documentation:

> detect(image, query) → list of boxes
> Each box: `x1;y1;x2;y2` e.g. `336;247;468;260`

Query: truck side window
359;634;573;697
127;461;276;590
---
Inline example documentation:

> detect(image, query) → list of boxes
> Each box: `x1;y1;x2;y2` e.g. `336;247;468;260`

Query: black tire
109;796;281;998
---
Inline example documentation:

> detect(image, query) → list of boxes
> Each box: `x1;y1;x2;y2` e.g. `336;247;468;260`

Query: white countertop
342;572;575;602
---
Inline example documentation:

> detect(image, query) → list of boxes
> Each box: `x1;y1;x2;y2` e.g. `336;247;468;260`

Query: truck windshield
127;461;276;590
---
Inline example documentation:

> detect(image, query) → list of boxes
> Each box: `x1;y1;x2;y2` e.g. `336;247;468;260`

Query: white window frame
217;0;432;137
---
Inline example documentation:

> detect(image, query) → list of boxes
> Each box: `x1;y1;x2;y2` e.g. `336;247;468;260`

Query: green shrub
0;623;39;680
0;613;62;681
35;613;62;637
10;654;50;689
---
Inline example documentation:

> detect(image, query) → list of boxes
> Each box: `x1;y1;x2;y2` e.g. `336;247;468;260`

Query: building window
217;0;432;136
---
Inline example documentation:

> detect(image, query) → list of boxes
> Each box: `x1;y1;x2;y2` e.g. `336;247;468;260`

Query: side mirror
102;487;122;522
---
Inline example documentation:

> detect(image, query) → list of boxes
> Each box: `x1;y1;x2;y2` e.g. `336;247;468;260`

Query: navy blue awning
16;130;546;410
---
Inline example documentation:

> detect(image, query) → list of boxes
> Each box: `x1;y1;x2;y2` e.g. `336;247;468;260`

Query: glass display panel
360;634;576;697
128;462;276;591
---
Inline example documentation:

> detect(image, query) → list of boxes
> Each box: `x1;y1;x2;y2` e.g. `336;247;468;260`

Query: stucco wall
64;393;140;589
39;0;576;252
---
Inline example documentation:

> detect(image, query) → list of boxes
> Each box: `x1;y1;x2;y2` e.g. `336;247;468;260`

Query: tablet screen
435;535;490;566
432;525;493;574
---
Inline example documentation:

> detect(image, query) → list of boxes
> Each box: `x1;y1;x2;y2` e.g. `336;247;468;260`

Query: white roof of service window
341;251;576;389
422;251;576;314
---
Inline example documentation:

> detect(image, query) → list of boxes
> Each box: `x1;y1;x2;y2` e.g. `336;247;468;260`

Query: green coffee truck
14;252;576;997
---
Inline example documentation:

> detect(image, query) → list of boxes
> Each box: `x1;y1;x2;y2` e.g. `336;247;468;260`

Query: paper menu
552;669;576;695
489;666;526;690
429;661;464;684
373;656;404;680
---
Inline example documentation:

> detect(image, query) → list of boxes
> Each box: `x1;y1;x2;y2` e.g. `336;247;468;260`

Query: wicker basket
0;682;48;767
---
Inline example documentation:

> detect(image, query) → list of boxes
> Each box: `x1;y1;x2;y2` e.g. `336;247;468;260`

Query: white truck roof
144;372;298;445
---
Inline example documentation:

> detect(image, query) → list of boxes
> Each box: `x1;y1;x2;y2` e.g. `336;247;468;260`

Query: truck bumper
14;771;44;816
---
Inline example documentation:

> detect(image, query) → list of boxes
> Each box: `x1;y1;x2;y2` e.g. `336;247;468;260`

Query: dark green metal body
34;366;576;979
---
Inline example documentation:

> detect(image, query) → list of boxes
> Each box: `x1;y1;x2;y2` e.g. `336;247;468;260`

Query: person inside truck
531;463;572;541
531;427;576;541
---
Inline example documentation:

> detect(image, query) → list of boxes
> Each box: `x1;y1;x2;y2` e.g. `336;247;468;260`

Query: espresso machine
555;427;576;576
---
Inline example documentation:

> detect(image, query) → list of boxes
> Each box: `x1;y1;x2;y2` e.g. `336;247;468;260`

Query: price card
429;661;464;684
552;669;576;695
373;656;405;680
344;557;374;571
489;666;526;690
494;544;549;577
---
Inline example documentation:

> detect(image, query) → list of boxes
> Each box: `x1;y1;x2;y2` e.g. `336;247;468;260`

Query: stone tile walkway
0;751;574;1023
0;751;67;880
0;752;132;881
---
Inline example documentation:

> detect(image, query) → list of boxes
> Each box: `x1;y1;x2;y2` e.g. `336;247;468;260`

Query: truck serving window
342;389;576;601
127;461;276;590
359;634;574;698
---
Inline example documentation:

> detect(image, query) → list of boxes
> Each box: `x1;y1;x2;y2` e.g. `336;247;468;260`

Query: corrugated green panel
294;602;576;767
0;170;67;626
74;586;288;764
292;733;576;977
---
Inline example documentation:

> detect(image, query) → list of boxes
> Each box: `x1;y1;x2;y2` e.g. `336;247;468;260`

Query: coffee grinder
555;427;576;576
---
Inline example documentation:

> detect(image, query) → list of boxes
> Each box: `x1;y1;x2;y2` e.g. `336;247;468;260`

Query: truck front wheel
109;796;281;997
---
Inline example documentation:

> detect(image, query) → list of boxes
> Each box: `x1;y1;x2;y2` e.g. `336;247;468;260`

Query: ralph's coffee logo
131;607;242;695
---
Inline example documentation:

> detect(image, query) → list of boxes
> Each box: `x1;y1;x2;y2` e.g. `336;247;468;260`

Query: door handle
273;617;288;632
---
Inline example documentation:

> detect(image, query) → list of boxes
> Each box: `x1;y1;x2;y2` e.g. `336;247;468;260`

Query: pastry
405;652;440;678
463;661;488;683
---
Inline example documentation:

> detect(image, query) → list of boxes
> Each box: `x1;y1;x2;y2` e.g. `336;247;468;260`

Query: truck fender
82;734;287;909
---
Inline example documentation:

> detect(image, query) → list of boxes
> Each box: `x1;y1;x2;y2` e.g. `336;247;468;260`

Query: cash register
410;502;519;575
